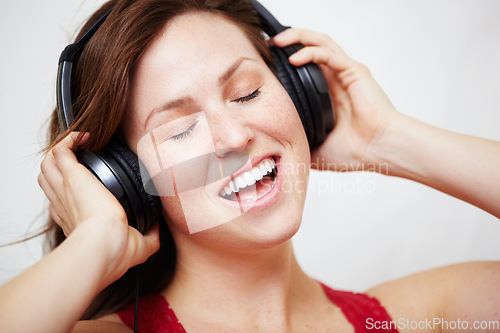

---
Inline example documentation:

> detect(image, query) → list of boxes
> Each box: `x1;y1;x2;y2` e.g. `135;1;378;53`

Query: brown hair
46;0;274;319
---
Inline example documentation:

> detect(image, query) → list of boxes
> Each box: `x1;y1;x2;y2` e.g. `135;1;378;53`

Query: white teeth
252;168;263;181
259;163;267;174
243;172;256;186
220;157;277;197
230;182;239;192
236;176;247;189
264;160;271;171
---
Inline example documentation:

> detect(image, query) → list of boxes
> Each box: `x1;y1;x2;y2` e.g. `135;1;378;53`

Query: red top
117;282;399;332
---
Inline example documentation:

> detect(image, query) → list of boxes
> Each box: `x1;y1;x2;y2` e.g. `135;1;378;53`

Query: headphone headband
250;0;288;36
56;9;112;132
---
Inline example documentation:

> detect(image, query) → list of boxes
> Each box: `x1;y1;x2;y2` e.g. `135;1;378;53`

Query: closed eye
233;88;261;103
171;121;197;142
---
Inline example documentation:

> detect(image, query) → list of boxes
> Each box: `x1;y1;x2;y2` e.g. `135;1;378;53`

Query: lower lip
217;156;282;212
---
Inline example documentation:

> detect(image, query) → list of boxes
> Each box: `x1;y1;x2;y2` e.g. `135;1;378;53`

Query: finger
52;143;88;180
48;203;63;226
142;223;161;255
272;28;344;53
37;172;59;205
56;131;89;150
41;132;87;188
318;63;352;122
129;223;161;266
40;150;64;193
288;46;357;73
49;132;89;180
39;173;70;228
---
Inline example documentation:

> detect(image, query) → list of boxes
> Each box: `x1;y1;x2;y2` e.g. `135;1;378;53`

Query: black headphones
56;0;334;235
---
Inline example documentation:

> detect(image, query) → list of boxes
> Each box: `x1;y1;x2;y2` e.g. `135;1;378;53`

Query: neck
163;236;322;331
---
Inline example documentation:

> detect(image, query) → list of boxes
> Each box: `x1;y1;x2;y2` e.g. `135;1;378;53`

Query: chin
212;197;305;252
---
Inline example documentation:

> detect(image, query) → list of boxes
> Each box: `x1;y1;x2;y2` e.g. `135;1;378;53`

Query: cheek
160;184;238;235
260;83;310;158
160;195;188;232
135;112;219;197
160;193;209;235
261;83;311;198
159;190;210;234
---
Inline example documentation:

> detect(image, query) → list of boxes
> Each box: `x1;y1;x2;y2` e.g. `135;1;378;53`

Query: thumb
130;223;161;267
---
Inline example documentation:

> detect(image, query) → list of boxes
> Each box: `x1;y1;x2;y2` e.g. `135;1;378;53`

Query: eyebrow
218;56;254;85
143;56;257;130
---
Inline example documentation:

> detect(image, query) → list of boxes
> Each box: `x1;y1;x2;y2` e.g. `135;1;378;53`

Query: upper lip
217;153;278;196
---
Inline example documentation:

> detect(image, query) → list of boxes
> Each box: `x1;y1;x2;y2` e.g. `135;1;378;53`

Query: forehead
132;12;263;89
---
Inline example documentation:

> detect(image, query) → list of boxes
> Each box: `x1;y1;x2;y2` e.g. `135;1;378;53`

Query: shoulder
366;261;500;331
70;313;131;333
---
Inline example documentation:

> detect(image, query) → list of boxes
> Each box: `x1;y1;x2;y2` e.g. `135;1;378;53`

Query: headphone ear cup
104;137;162;234
75;137;161;235
270;45;316;148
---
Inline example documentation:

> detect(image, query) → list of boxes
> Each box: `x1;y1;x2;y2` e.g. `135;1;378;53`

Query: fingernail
79;132;90;145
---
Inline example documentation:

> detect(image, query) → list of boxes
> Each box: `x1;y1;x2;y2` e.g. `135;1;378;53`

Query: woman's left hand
273;28;500;219
272;28;402;172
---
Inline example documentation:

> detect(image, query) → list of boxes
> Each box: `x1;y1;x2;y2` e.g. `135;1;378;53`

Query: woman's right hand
38;132;160;288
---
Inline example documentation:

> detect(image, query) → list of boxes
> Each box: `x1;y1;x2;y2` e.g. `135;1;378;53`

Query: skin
0;10;498;333
122;12;310;249
119;12;336;332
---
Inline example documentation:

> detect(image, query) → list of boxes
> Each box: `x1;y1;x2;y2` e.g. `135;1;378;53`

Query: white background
1;0;499;292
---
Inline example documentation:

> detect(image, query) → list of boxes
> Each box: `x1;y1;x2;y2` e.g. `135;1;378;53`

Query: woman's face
122;12;310;252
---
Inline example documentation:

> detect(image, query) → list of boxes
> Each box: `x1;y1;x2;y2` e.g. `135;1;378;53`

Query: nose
206;107;254;158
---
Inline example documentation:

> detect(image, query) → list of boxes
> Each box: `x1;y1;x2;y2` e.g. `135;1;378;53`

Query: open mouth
218;156;278;203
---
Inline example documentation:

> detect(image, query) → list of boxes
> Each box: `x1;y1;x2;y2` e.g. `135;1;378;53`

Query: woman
0;0;499;332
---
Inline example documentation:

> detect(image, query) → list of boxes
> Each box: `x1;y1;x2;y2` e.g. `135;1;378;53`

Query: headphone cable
134;266;140;333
